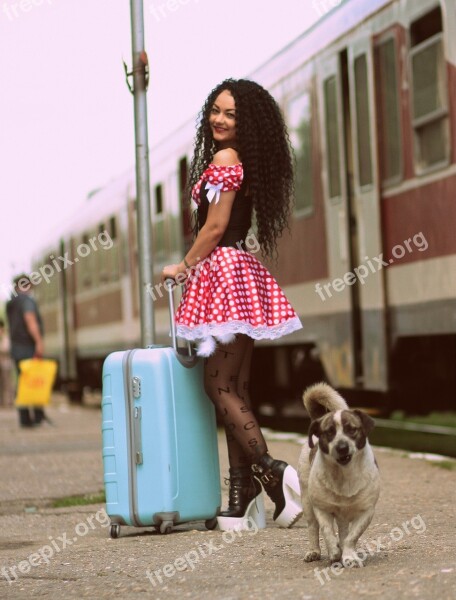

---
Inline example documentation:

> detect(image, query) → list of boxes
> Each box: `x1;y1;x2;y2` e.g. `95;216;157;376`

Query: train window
324;76;341;199
109;216;117;240
79;233;93;288
96;223;108;283
153;184;165;263
410;7;449;171
354;54;373;187
178;156;188;203
375;38;402;183
33;260;46;304
414;118;449;167
47;256;59;301
154;220;165;260
179;155;194;253
287;92;313;214
107;218;120;282
154;184;163;215
410;6;442;47
412;42;446;121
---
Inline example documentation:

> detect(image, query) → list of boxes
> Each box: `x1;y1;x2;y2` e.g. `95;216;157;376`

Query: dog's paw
304;550;321;562
342;551;365;568
328;544;342;563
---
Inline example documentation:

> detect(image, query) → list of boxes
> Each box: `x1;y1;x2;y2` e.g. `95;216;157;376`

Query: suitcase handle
165;279;195;359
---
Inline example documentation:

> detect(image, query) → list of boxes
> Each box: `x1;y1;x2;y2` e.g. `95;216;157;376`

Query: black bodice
196;179;253;247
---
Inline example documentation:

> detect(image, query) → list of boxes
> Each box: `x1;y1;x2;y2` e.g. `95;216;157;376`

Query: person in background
0;319;14;407
6;274;48;427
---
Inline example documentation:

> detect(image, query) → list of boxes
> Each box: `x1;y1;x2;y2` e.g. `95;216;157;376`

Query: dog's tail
303;382;348;420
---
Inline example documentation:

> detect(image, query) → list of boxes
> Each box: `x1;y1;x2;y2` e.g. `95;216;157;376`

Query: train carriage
33;0;456;413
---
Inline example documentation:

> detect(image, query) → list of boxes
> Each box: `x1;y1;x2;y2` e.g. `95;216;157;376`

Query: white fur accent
177;316;302;342
333;411;342;425
196;336;216;357
215;332;236;345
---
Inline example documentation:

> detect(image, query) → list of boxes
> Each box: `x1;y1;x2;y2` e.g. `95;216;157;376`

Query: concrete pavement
0;398;455;599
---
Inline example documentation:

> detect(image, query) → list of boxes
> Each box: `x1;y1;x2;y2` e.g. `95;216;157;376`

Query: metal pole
129;0;155;346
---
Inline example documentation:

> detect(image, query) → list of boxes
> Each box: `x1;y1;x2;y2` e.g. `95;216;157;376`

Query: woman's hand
161;262;187;283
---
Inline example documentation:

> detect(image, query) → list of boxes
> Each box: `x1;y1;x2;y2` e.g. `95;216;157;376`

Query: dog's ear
308;418;322;448
352;409;375;435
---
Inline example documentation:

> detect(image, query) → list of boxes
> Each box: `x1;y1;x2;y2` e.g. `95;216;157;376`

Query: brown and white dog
297;383;380;567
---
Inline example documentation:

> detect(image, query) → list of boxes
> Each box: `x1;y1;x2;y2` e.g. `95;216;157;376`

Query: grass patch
390;411;456;428
52;492;105;508
430;460;456;471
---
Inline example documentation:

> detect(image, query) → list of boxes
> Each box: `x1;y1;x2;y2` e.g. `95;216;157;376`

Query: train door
317;42;388;392
317;51;359;388
347;38;388;391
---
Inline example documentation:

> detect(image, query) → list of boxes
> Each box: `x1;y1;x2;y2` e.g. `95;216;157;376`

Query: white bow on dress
205;181;224;204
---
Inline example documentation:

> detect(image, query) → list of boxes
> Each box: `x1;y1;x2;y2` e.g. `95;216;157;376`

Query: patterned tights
203;334;268;468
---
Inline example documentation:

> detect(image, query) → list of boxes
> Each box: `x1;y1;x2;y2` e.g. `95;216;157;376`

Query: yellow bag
15;359;58;407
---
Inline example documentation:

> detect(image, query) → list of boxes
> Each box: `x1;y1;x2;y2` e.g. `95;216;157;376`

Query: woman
162;79;303;530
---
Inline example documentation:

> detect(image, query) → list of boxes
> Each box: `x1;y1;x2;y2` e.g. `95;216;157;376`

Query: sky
0;0;321;300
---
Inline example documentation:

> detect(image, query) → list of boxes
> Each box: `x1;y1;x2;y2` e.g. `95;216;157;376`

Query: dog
297;382;380;567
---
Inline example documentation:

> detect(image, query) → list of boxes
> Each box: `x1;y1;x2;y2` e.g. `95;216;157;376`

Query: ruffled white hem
176;317;303;357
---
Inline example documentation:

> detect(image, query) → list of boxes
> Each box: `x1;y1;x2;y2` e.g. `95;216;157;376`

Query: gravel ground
0;401;455;599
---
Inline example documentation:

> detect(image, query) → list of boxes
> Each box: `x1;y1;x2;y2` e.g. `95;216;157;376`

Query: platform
0;400;455;599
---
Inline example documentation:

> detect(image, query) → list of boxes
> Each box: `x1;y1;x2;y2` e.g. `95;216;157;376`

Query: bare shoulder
212;148;241;166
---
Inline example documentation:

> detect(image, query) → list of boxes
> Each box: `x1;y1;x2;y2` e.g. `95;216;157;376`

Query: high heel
251;453;302;528
216;467;266;531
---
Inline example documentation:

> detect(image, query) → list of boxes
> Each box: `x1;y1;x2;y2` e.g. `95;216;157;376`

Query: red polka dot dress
175;162;302;356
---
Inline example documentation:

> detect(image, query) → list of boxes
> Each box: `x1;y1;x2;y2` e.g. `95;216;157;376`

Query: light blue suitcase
101;287;221;538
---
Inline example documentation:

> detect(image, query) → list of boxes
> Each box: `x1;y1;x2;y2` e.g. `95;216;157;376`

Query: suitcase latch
132;376;141;399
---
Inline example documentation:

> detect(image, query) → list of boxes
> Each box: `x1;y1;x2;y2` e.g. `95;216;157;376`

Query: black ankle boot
216;467;266;531
219;467;262;518
251;453;303;528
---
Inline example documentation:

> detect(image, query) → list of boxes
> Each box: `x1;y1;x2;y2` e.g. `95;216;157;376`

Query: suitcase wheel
205;518;218;530
110;524;121;539
159;520;173;535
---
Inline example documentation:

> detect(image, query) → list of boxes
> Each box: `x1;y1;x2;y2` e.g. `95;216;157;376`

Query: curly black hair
187;79;294;259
